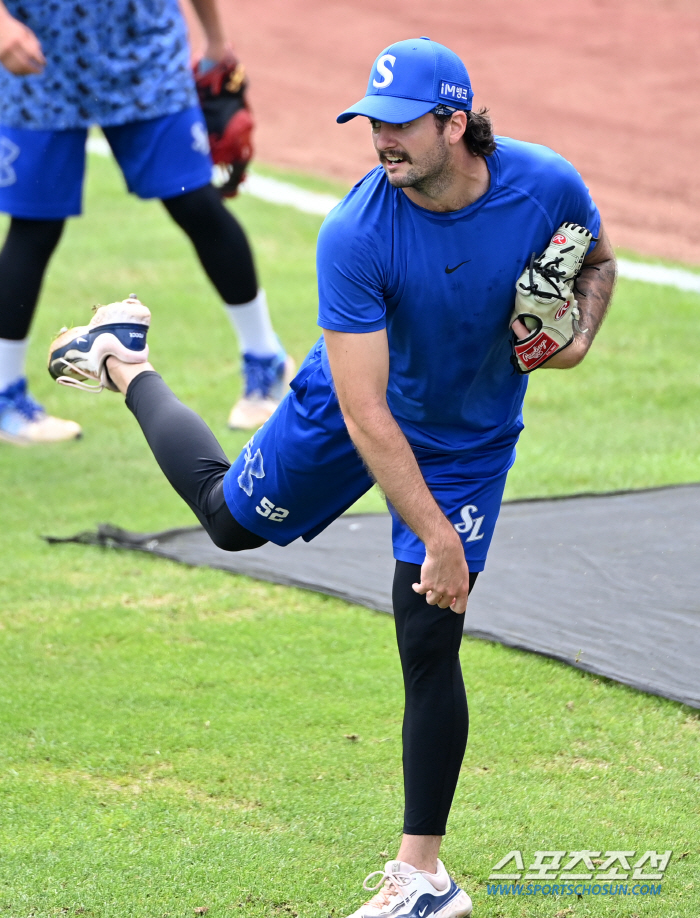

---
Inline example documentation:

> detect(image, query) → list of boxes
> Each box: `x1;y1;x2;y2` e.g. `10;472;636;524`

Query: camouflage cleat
0;378;81;446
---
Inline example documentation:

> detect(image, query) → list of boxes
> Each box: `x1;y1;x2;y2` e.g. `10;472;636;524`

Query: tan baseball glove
510;222;595;373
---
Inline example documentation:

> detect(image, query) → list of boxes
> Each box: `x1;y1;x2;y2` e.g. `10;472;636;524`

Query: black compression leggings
394;563;477;835
162;184;258;305
127;371;266;550
0;218;65;340
127;370;474;835
0;184;257;344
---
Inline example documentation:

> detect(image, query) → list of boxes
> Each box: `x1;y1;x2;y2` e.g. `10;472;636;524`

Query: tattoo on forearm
573;258;617;344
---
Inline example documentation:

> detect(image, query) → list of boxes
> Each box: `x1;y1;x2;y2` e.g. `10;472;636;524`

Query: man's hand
0;8;45;75
412;530;471;614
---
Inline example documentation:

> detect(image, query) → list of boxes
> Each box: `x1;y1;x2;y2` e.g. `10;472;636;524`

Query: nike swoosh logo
418;907;428;916
445;260;471;274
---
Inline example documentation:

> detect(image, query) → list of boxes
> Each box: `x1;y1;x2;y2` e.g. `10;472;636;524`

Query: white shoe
345;860;472;918
0;378;81;445
48;294;150;392
228;351;296;430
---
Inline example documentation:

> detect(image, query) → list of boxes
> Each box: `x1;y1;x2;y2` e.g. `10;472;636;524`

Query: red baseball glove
194;53;254;197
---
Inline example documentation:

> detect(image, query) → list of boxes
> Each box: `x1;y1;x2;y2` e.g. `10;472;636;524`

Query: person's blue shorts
223;343;516;572
0;106;213;219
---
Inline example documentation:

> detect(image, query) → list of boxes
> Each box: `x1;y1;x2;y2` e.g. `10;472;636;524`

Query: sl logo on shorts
454;504;485;542
0;137;20;187
237;439;264;496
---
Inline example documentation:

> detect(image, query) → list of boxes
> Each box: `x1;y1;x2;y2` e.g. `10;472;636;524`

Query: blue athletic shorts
0;106;213;219
223;342;516;572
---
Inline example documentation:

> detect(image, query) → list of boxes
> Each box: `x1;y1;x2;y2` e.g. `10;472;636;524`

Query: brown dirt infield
187;0;700;265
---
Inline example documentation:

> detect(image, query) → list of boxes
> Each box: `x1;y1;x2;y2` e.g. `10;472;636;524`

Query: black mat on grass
47;484;700;708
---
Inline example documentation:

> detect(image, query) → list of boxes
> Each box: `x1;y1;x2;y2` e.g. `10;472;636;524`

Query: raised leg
113;363;266;551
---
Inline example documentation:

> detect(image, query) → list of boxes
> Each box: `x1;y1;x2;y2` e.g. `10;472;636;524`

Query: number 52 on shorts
255;496;289;522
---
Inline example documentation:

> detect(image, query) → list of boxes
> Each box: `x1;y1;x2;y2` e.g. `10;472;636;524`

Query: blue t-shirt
0;0;197;130
316;136;601;454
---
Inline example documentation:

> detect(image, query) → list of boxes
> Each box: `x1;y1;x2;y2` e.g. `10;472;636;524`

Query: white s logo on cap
373;54;396;89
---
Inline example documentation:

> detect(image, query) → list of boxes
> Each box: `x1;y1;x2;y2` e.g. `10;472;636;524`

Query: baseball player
0;0;291;445
48;38;616;918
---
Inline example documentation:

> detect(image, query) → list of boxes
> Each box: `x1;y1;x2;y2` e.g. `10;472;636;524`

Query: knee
205;500;268;551
207;525;267;552
162;184;224;232
402;618;454;672
8;217;65;256
396;598;465;687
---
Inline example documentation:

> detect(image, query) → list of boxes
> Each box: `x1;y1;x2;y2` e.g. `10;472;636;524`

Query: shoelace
361;866;415;910
53;357;105;393
243;355;280;398
0;379;44;420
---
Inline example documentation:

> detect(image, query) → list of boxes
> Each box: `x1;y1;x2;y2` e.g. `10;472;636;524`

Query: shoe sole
435;891;472;917
346;887;472;918
91;299;151;329
0;425;82;446
227;396;279;430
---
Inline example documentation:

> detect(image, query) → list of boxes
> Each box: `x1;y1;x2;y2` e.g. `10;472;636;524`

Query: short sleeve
316;206;388;334
547;154;601;249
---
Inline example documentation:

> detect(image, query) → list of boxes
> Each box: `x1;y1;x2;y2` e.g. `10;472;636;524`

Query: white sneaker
47;294;150;392
345;860;472;918
0;378;81;445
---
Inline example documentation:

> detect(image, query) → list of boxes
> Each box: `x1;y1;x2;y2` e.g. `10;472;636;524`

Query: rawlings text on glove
510;222;595;373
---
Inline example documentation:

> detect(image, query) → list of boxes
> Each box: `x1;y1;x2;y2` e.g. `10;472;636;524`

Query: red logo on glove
555;300;571;320
552;233;567;245
515;331;559;370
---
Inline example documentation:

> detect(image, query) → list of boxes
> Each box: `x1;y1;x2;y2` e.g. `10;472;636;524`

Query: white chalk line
85;135;700;295
614;259;700;294
241;172;342;217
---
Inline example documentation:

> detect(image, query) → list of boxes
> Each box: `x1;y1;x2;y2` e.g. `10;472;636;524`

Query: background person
47;37;616;918
0;0;290;445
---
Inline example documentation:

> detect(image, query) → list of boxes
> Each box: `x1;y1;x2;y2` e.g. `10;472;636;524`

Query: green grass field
0;153;698;917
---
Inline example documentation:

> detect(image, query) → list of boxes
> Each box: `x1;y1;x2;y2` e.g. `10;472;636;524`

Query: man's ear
448;110;468;146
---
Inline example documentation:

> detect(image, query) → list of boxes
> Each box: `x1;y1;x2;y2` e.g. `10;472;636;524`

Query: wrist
545;335;588;369
424;518;460;554
203;37;229;62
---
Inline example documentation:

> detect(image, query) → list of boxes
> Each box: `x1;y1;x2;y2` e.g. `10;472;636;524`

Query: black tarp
47;484;700;708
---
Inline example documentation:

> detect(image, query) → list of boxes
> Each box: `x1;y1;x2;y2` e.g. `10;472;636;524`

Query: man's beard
380;135;452;196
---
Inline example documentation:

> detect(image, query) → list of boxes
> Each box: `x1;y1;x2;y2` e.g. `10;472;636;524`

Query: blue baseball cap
337;37;474;125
